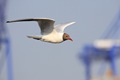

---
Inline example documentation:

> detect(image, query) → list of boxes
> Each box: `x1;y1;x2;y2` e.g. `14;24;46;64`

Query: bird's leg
27;36;41;40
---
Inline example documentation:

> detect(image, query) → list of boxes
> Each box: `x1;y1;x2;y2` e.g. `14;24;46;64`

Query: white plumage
7;18;75;43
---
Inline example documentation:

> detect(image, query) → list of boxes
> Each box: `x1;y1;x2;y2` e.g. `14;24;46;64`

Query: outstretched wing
7;18;55;35
55;22;75;33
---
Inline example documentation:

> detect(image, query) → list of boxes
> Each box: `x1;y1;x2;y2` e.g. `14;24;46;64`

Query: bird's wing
55;22;75;33
7;18;55;35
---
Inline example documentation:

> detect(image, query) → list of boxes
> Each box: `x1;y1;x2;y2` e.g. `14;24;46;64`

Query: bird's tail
27;36;41;40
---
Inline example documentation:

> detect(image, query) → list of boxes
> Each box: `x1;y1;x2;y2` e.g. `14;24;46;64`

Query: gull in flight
7;18;75;43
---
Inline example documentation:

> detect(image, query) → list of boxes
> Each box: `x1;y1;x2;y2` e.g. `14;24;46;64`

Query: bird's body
7;18;75;43
28;30;64;43
41;30;64;43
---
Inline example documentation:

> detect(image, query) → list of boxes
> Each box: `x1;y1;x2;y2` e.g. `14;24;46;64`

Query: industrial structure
80;9;120;80
0;0;14;80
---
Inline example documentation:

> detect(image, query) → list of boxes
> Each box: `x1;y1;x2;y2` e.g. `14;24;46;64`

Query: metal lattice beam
0;0;14;80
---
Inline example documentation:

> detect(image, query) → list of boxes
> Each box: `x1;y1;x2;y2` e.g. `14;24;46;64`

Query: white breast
41;30;64;43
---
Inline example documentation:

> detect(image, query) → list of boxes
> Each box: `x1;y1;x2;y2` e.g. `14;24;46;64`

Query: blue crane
79;9;120;80
0;0;14;80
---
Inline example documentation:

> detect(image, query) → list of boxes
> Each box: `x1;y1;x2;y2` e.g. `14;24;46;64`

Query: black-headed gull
7;18;75;43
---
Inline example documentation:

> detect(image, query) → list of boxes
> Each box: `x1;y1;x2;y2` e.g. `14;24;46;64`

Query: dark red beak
68;38;73;41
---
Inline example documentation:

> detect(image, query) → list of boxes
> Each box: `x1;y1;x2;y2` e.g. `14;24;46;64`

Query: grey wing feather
7;18;55;35
37;19;55;35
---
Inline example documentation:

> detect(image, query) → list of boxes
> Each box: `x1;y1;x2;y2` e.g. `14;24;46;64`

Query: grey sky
5;0;120;80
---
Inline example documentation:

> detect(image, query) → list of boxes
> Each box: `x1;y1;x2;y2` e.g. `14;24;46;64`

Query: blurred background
0;0;120;80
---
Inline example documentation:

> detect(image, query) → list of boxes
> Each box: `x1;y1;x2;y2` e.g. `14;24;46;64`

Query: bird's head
63;33;73;41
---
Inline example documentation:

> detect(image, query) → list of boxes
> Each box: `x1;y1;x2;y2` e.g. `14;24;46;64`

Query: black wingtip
6;21;11;23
